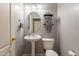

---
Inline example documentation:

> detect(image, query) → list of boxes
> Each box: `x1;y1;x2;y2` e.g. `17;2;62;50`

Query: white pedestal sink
24;35;41;56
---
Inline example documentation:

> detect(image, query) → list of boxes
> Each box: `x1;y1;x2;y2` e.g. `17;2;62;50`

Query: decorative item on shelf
43;12;54;33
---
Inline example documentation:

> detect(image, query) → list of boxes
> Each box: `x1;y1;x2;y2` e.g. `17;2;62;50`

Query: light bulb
31;4;36;9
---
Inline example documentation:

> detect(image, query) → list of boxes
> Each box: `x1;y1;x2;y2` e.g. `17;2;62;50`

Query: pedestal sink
24;34;41;56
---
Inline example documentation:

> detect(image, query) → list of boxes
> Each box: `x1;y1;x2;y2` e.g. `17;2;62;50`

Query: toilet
42;38;58;56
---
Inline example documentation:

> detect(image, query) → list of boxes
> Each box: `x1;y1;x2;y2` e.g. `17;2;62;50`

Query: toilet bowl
45;50;58;56
42;38;58;56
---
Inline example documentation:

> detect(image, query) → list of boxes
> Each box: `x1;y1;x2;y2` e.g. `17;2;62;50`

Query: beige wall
0;3;10;49
58;3;79;56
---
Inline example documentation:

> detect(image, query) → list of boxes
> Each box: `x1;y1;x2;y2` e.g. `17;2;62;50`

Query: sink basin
24;34;41;56
24;34;41;42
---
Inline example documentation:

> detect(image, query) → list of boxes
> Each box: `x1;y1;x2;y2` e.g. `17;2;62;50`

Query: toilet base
45;50;58;56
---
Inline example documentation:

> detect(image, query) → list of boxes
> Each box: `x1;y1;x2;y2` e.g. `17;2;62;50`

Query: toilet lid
45;50;58;56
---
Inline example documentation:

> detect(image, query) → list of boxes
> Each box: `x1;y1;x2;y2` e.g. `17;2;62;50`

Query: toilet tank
42;38;54;50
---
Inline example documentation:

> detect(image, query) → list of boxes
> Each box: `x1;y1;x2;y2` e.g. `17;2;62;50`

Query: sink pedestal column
31;41;35;56
24;35;41;56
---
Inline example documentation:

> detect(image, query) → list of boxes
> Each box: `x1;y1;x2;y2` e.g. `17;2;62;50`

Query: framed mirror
27;12;41;33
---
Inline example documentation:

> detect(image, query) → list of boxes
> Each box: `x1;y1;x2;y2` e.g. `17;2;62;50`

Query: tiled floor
22;54;44;56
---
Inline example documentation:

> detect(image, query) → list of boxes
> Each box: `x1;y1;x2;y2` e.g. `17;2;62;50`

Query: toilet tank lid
42;38;54;41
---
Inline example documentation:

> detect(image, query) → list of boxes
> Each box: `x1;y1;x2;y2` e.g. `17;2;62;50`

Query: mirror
27;12;41;33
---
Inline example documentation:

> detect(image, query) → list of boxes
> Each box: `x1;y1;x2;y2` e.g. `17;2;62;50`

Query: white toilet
42;38;58;56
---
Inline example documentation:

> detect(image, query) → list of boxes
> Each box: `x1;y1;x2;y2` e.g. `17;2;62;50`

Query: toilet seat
45;50;58;56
